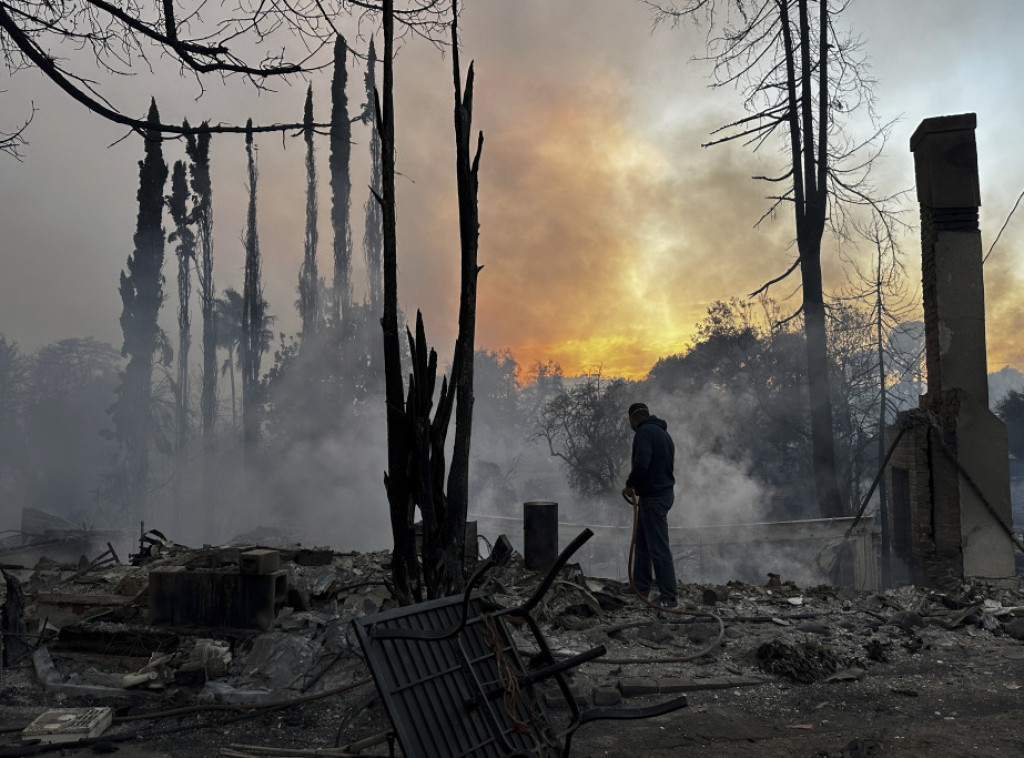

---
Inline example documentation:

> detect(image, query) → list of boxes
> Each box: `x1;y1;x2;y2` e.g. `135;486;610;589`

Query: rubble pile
2;539;1024;757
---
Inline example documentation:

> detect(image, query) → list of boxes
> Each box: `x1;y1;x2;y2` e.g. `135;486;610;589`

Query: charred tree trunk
445;6;484;591
299;87;320;341
185;125;216;521
242;122;265;467
363;40;384;320
330;36;353;333
378;0;419;604
407;312;457;599
168;159;195;534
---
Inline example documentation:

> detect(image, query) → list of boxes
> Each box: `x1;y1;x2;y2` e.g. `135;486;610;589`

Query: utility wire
983;185;1024;264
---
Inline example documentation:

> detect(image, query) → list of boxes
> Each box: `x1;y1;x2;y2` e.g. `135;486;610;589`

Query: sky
3;1;1024;380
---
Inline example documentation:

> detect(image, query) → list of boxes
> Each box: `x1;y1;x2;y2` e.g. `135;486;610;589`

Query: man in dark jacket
622;402;678;608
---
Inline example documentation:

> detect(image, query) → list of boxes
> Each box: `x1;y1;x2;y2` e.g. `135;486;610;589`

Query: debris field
3;537;1024;757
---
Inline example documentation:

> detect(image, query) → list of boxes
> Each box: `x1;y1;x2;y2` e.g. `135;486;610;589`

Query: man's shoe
657;598;678;609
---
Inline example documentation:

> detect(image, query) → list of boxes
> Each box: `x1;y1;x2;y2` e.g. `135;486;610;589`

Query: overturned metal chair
353;529;688;757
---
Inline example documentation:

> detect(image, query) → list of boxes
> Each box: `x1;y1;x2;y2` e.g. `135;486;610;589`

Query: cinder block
240;549;280;576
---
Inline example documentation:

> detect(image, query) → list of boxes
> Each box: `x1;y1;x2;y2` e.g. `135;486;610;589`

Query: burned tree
374;0;477;602
241;122;266;466
444;6;485;590
184;125;218;512
111;99;169;517
378;0;417;602
299;86;321;340
330;36;354;331
363;39;384;319
0;1;328;138
167;161;195;449
167;159;195;531
645;0;898;518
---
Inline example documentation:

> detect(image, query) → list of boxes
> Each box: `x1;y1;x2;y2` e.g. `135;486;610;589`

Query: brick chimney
885;114;1015;587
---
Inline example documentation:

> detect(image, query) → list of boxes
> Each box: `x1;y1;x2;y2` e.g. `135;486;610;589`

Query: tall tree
645;0;897;518
330;35;353;330
362;39;384;318
167;159;195;533
111;98;168;518
835;216;913;584
185;123;217;512
377;0;418;602
374;0;483;602
299;87;321;339
444;2;485;590
242;121;267;465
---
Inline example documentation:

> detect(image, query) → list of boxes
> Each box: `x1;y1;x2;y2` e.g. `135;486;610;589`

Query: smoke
983;226;1024;374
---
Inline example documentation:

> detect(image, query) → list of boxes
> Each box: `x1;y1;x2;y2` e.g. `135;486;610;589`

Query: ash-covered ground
3;540;1024;757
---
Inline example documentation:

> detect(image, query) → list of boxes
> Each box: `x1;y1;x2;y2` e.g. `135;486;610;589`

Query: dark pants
633;492;677;602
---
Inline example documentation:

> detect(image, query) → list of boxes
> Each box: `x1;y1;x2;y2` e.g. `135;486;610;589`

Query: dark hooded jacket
626;416;675;498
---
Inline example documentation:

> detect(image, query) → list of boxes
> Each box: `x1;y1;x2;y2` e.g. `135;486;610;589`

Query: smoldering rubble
3;533;1024;757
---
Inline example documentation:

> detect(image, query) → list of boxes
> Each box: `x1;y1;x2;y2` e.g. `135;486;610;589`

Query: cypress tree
298;86;320;339
184;123;216;505
112;98;168;517
242;121;266;465
167;160;194;456
330;35;353;331
167;159;195;533
363;39;384;317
